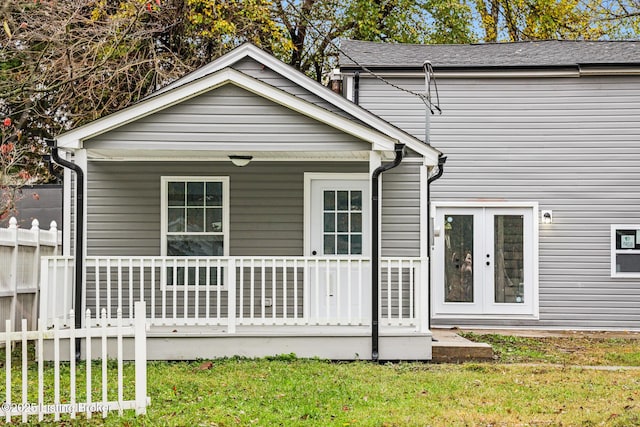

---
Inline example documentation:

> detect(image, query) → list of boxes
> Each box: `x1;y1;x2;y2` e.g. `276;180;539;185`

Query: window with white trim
611;225;640;277
161;177;229;287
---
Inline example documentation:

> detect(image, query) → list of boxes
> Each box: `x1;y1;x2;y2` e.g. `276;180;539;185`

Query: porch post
419;162;430;333
227;258;236;333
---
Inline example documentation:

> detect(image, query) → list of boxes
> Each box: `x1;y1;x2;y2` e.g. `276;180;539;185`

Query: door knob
312;250;317;255
486;261;490;266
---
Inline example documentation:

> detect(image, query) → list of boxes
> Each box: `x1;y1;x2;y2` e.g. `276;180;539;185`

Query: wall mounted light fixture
541;210;553;224
229;155;252;167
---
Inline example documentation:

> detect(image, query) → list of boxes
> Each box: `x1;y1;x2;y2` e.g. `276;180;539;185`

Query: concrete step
431;329;494;363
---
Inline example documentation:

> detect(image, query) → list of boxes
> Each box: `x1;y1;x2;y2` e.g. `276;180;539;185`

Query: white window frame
611;225;640;278
160;176;230;288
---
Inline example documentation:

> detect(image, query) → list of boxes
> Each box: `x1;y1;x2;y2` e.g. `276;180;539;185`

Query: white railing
0;301;148;423
40;256;426;331
0;218;61;333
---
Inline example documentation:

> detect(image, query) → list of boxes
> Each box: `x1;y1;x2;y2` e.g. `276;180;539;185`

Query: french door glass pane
444;214;474;302
494;215;524;304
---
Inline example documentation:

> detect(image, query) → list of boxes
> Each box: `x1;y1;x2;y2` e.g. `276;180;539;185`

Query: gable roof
57;43;440;164
339;40;640;71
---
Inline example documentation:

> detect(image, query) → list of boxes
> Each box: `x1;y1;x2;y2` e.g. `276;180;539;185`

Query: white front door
432;206;537;317
307;176;370;322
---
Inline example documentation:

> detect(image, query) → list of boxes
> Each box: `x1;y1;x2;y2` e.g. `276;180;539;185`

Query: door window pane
337;213;349;232
337;234;349;254
324;191;335;210
351;235;362;255
337;191;349;210
444;215;474;303
351;191;362;211
324;235;336;255
324;213;335;232
494;215;524;304
351;213;362;232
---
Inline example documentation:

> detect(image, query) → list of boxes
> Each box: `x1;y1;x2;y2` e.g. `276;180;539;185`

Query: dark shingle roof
339;40;640;69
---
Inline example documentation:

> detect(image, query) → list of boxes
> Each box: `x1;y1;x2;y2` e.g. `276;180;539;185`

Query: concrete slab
431;328;494;363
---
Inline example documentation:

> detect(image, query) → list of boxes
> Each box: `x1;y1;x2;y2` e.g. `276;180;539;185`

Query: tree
274;0;475;80
0;117;34;219
471;0;640;42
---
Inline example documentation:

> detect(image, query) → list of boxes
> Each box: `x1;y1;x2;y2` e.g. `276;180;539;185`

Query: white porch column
418;162;431;333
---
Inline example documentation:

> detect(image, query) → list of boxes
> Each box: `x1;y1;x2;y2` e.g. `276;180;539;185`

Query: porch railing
40;256;426;332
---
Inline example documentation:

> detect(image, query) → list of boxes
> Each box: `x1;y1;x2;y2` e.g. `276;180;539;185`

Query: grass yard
460;332;640;366
1;336;639;426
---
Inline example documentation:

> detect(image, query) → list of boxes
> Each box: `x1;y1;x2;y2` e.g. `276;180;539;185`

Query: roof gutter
45;138;84;362
371;143;405;362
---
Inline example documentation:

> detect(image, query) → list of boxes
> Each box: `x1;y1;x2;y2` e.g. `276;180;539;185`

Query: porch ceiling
85;149;373;161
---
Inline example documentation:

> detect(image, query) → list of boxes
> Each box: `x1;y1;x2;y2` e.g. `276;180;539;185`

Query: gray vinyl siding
381;162;421;257
87;84;370;152
85;160;417;319
86;161;368;257
357;74;640;329
232;57;353;119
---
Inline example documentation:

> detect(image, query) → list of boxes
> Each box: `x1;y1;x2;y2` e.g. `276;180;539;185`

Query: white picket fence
0;301;149;423
0;218;61;333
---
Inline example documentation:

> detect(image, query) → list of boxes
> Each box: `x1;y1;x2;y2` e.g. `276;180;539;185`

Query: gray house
43;44;442;360
339;40;640;330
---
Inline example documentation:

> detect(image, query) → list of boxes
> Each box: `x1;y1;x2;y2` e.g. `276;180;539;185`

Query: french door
432;206;537;317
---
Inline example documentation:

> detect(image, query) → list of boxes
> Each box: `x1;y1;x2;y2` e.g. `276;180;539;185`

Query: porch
40;256;431;360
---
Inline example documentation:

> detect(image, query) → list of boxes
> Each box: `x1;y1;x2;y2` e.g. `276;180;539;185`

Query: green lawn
1;339;640;426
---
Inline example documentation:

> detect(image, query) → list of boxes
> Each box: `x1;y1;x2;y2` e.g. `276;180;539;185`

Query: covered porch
44;43;441;360
40;255;430;359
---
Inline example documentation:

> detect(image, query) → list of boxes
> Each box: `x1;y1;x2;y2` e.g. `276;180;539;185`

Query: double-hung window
611;225;640;277
161;177;229;287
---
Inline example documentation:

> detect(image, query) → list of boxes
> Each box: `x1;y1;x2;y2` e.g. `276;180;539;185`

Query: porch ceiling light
541;210;553;224
229;155;252;167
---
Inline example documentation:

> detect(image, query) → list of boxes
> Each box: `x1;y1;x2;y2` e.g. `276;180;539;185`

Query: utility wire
284;0;442;114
